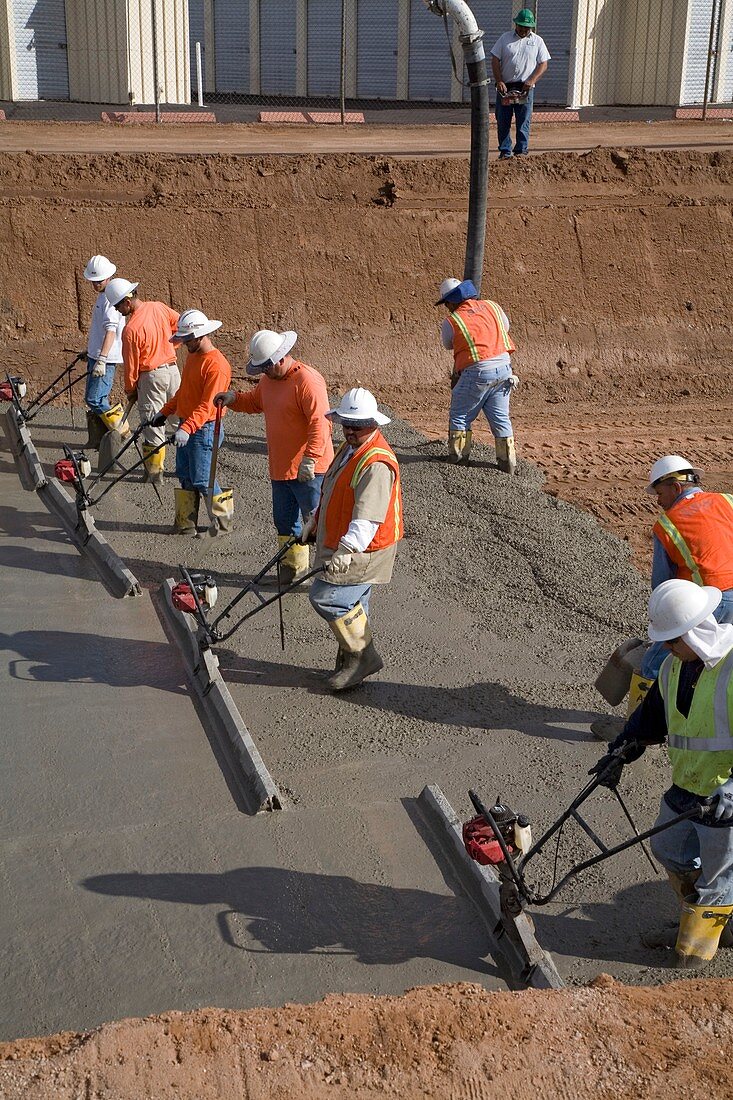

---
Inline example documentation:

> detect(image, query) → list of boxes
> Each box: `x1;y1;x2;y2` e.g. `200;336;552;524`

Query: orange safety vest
323;431;403;551
449;298;516;373
653;492;733;591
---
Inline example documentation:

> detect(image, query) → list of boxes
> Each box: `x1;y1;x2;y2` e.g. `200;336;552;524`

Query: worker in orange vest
302;388;403;692
641;454;733;682
437;277;518;472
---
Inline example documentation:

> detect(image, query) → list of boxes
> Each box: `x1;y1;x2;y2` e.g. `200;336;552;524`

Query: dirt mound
1;978;731;1099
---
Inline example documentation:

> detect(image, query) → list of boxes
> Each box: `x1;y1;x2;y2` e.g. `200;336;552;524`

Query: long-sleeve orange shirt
231;360;333;480
160;347;232;435
121;300;180;392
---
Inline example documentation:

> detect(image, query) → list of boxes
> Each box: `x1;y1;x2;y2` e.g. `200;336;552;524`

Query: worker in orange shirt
215;328;333;584
149;309;233;536
104;277;180;483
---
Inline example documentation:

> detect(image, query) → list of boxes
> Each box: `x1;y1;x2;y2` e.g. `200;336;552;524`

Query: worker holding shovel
81;255;126;449
149;309;233;536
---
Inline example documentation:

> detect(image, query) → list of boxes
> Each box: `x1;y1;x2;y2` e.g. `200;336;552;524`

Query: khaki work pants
137;362;181;446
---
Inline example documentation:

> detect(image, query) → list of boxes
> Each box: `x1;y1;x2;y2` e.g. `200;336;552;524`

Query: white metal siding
260;0;297;95
307;0;341;94
682;0;718;101
215;0;250;92
65;0;128;104
13;0;69;100
356;0;398;98
126;0;190;105
408;0;452;99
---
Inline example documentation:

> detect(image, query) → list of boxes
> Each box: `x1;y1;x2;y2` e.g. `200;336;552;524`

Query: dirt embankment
2;978;731;1099
1;146;732;563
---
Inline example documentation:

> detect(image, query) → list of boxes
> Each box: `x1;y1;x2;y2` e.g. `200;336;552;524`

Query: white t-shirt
490;31;550;83
87;294;125;363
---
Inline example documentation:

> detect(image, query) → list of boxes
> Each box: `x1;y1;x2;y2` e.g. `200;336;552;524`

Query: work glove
297;456;316;482
326;543;352;578
589;751;625;789
214;389;236;408
711;776;733;822
299;512;317;545
174;428;190;448
149;412;168;428
91;356;107;378
509;373;520;390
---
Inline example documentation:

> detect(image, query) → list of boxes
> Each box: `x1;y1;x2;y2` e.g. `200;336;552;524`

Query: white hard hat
646;454;701;495
436;277;461;304
647;579;722;641
83;254;116;282
171;308;222;342
327;387;391;427
105;278;139;307
247;329;298;376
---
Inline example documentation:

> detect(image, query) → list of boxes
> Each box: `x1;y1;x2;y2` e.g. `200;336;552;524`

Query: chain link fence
1;0;731;116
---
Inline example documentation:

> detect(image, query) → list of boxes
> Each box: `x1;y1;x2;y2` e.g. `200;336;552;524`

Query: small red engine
0;382;13;402
463;814;518;865
54;459;77;483
172;575;218;615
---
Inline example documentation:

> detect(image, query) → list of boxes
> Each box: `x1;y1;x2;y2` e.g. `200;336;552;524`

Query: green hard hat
514;8;536;27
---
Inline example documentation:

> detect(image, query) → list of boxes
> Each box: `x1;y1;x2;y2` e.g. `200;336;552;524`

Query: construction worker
302;388;403;693
149;309;233;536
437;277;518;472
640;455;733;684
104;278;180;484
591;579;733;969
490;9;550;159
215;329;333;585
81;255;126;449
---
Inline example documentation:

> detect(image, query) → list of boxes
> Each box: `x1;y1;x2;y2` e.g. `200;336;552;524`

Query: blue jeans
650;796;733;906
84;359;116;414
641;588;733;680
496;87;534;156
449;362;513;437
175;420;223;495
271;476;324;537
309;578;372;622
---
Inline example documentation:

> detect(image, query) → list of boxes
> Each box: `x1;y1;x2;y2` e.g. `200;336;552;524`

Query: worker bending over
215;329;332;585
81;254;126;449
105;278;180;484
303;388;403;692
592;579;733;969
149;309;233;536
436;278;518;472
641;455;733;683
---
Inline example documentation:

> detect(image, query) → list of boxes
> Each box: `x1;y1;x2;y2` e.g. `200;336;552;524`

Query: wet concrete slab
0;465;502;1043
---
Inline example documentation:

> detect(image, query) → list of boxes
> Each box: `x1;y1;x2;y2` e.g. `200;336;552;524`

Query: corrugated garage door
356;0;398;99
13;0;69;100
188;0;205;95
307;0;342;95
215;0;251;94
260;0;297;96
462;0;512;103
682;0;719;103
408;0;452;100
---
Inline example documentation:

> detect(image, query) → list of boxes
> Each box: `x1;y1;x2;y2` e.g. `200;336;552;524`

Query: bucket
595;637;647;705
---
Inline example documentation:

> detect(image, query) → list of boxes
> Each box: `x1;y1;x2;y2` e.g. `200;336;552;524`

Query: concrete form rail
3;405;47;491
159;579;283;814
417;784;564;990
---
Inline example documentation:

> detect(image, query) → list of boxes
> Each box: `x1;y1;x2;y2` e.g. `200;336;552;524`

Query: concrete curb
417;784;564;990
38;478;142;599
3;406;47;491
159;579;283;813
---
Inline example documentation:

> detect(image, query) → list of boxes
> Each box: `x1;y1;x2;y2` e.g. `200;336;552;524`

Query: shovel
97;397;135;474
198;402;224;538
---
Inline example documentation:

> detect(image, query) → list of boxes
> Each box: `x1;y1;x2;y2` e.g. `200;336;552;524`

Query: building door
260;0;297;96
13;0;69;100
408;0;452;100
214;0;251;93
356;0;398;99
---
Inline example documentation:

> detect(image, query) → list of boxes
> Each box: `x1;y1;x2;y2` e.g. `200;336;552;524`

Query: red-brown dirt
2;978;732;1099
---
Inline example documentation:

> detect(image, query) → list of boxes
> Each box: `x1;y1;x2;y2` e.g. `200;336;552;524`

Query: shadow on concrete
83;865;498;974
0;503;68;544
1;629;186;692
217;653;602;743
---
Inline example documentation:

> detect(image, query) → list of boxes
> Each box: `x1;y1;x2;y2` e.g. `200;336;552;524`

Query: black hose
464;52;489;293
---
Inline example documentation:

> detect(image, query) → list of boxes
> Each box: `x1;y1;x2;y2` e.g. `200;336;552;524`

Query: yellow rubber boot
675;901;733;968
326;602;384;692
448;430;467;463
279;540;309;585
99;402;130;437
211;488;234;534
495;436;517;474
463;430;473;462
627;671;654;716
173;488;199;535
142;442;165;483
